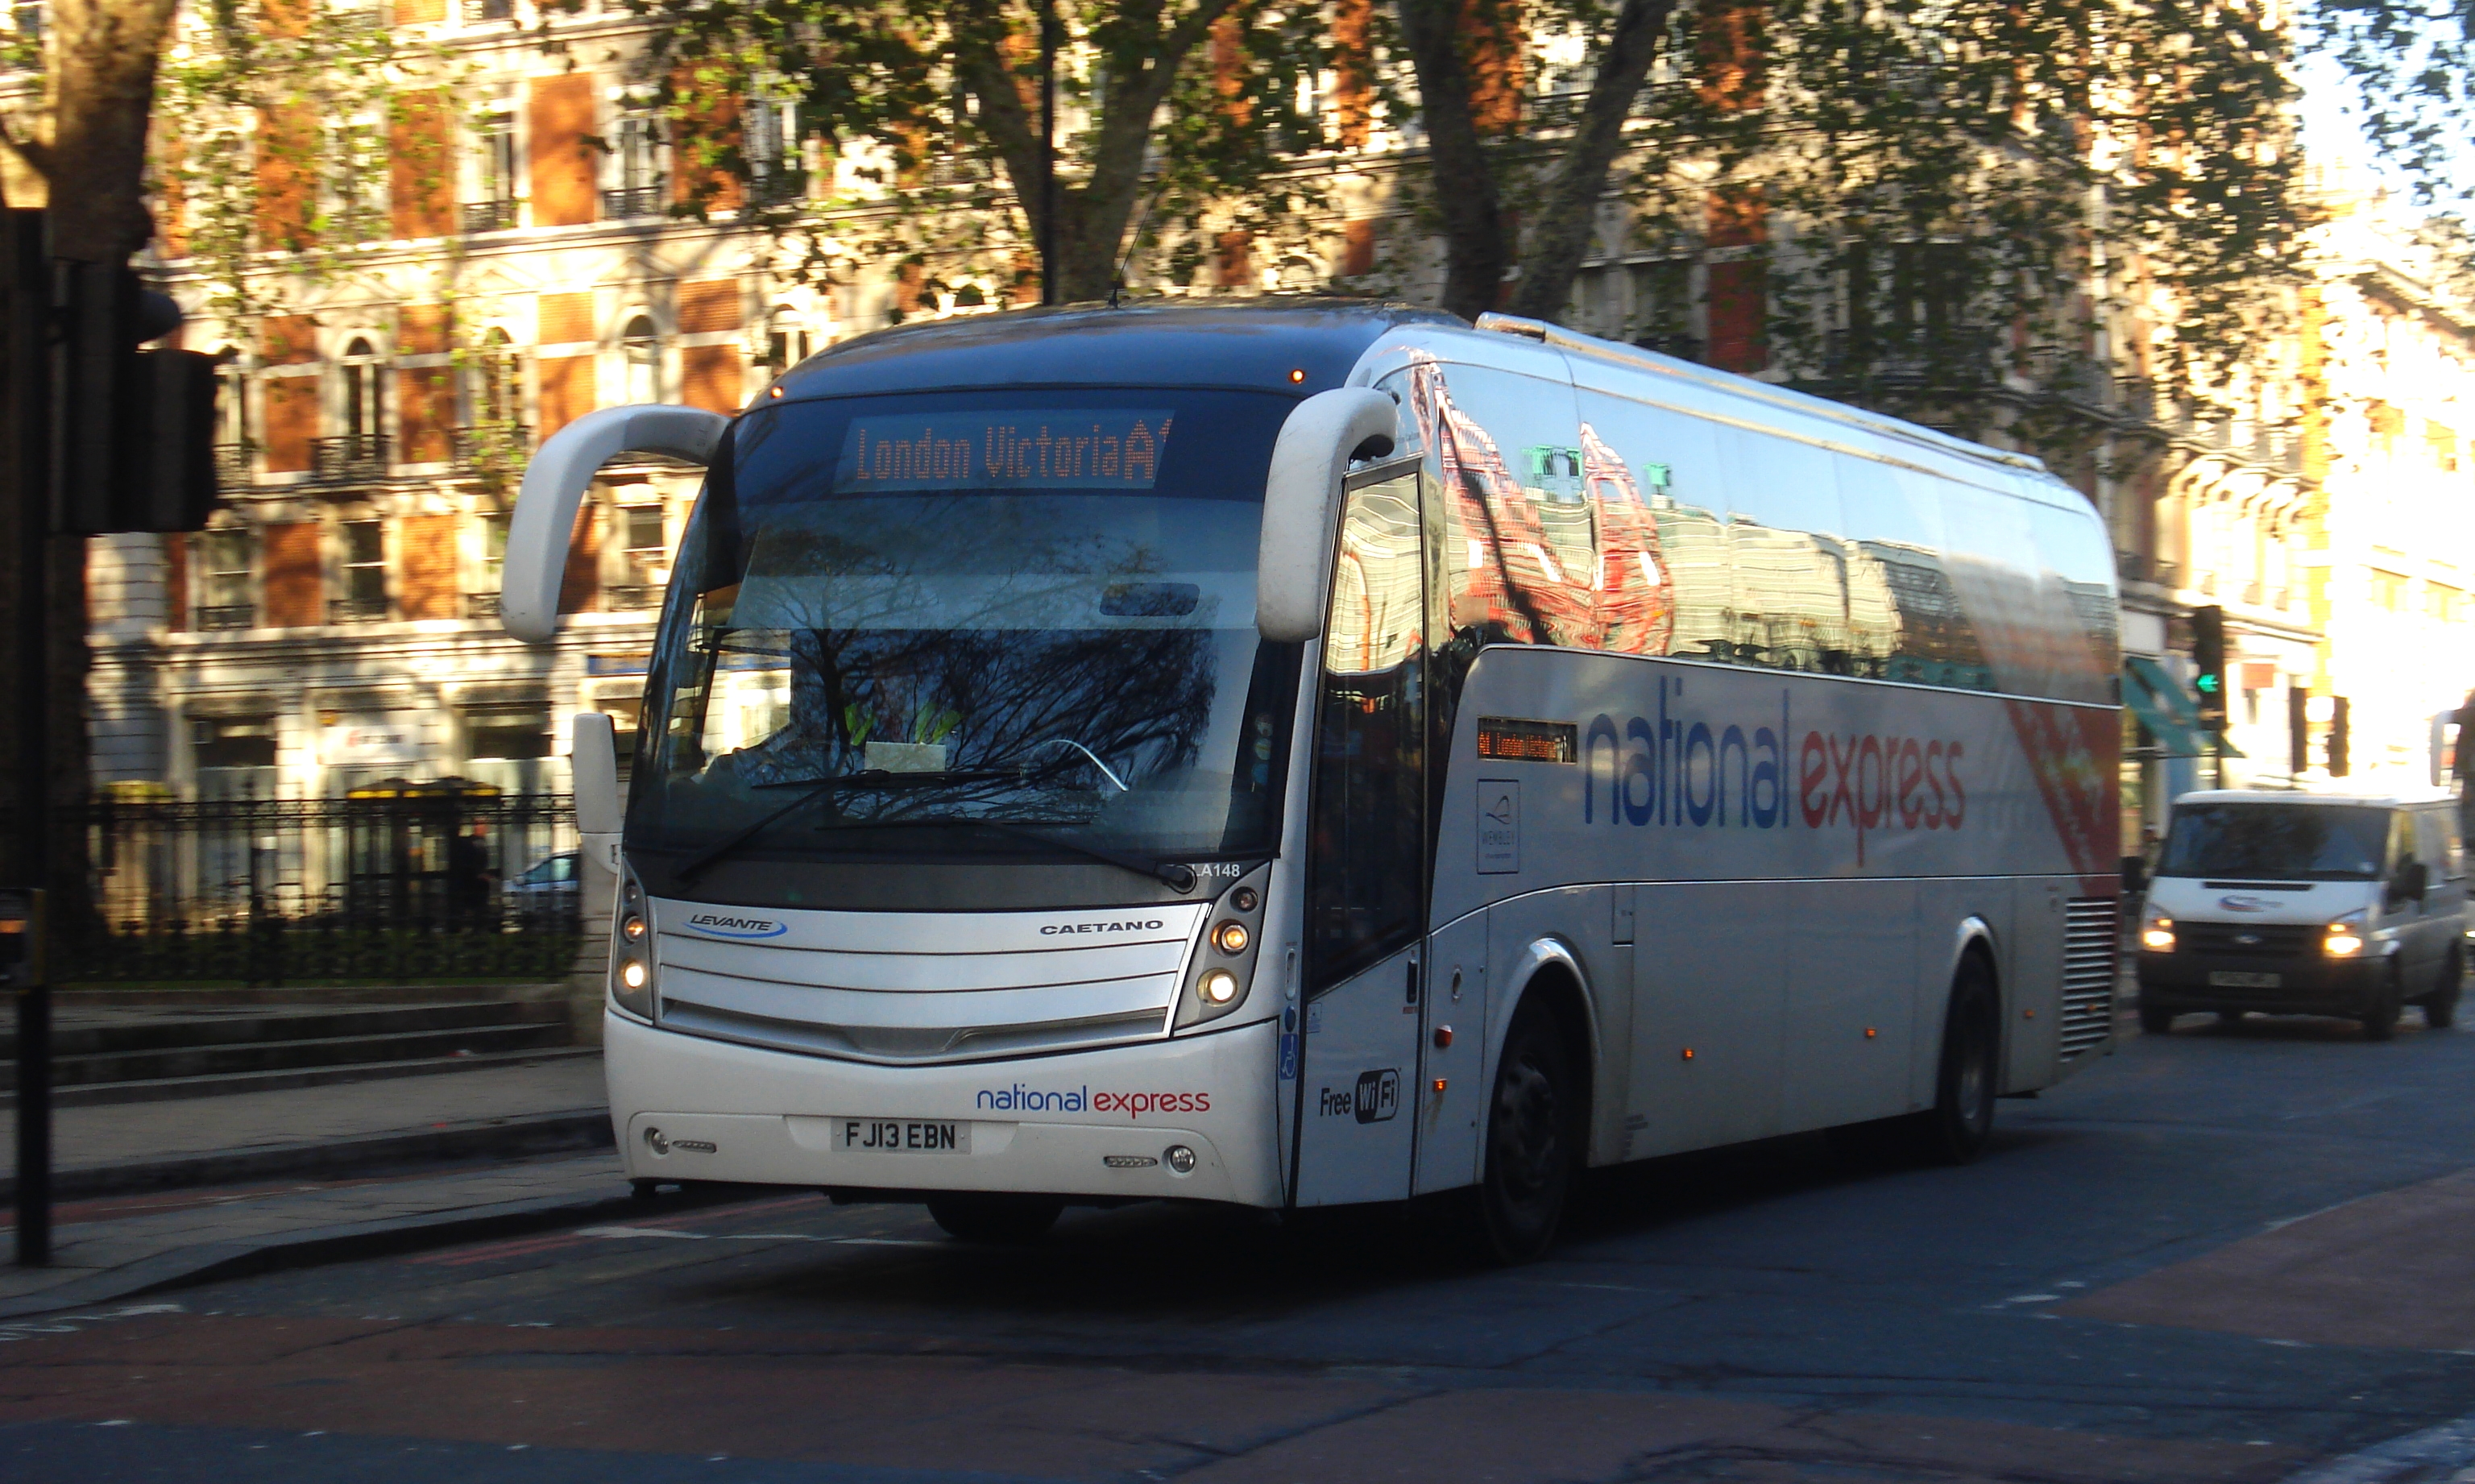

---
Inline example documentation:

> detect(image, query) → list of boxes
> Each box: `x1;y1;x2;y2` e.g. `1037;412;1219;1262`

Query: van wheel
2362;964;2402;1042
2426;947;2463;1030
925;1194;1063;1244
1915;955;2000;1164
1470;1001;1577;1265
2137;1000;2175;1035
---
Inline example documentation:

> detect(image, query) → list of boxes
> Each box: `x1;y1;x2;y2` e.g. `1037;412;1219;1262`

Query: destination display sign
834;410;1175;493
1476;716;1577;763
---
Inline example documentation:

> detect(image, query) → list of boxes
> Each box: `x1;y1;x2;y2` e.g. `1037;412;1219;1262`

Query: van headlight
611;865;656;1019
2325;909;2367;959
2139;905;2175;953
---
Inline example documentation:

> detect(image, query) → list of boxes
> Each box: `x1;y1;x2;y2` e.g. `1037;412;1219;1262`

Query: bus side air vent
2058;897;2119;1058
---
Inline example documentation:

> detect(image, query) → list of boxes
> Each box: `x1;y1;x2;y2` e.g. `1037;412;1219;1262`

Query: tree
609;0;1333;304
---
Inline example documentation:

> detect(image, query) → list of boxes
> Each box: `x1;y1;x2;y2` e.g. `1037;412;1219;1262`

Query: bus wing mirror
1257;388;1399;644
572;711;624;838
502;404;729;644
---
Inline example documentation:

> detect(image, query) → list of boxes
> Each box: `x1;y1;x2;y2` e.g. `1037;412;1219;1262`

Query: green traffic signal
2195;674;2220;694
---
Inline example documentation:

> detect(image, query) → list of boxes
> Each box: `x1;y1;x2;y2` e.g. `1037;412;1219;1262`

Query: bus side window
1305;468;1427;995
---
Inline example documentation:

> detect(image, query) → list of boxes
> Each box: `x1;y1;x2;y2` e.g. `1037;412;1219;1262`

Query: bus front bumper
603;1009;1285;1208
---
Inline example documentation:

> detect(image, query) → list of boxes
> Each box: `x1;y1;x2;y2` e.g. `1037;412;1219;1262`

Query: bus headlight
610;862;656;1019
2325;910;2367;959
2140;907;2175;953
1175;864;1270;1030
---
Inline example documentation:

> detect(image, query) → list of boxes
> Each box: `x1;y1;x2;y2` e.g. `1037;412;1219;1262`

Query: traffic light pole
6;211;52;1266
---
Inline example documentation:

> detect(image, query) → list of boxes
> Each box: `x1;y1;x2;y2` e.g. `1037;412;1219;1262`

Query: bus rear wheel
925;1194;1064;1244
1914;955;2000;1165
1470;1000;1578;1265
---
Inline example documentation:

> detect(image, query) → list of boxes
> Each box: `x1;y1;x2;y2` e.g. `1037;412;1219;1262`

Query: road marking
2282;1414;2475;1482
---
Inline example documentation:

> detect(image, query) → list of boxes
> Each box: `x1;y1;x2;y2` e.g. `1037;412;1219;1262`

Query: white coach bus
502;301;2124;1262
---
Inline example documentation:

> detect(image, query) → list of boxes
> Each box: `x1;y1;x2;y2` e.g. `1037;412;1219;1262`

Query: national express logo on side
1586;676;1967;864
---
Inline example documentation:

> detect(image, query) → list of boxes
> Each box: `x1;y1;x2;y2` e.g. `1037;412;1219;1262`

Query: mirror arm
500;404;730;644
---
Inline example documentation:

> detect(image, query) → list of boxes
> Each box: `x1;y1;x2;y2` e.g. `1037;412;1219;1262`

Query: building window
467;102;519;232
466;706;552;761
313;338;388;483
213;347;250;480
341;338;380;444
470;325;522;428
193;715;277;769
198;528;255;629
336;518;388;622
747;97;798;205
474;0;514;21
622;315;661;403
765;308;811;375
606;111;664;218
465;513;508;619
612;501;665;608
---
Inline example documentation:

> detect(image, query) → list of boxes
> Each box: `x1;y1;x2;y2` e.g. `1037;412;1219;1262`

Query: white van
2135;790;2469;1039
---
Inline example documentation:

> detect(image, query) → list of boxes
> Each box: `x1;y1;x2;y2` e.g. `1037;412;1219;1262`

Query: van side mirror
501;404;729;644
1256;388;1399;644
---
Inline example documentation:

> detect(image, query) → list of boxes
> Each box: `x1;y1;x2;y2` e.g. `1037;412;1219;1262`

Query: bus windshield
2156;803;2390;882
628;387;1304;893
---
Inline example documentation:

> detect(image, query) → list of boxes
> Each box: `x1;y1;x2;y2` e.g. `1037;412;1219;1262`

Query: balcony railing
449;423;533;470
602;184;665;219
310;432;388;484
329;595;389;624
604;584;661;611
748;168;804;207
462;591;501;620
461;198;520;234
197;604;255;631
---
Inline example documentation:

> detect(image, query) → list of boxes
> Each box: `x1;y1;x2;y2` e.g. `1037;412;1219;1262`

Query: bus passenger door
1292;464;1428;1208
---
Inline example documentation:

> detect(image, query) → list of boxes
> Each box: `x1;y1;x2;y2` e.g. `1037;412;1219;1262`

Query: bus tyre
2424;947;2462;1030
1917;957;2000;1165
926;1194;1064;1244
2362;964;2402;1042
1471;1001;1578;1266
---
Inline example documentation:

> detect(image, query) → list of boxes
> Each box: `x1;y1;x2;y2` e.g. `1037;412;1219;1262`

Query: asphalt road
10;1005;2475;1482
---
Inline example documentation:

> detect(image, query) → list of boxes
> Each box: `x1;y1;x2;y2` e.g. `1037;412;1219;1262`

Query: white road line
2282;1415;2475;1482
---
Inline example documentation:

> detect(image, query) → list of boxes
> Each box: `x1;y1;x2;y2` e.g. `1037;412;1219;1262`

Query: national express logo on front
832;410;1175;493
682;913;790;939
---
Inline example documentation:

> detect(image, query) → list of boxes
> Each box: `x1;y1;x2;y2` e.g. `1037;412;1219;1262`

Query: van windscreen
2156;804;2390;882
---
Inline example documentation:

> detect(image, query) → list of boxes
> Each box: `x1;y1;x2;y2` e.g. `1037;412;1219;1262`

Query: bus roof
778;299;1456;401
2173;788;2460;810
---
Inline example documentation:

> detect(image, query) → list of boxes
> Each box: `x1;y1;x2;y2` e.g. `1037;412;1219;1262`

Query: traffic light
2329;695;2351;778
2191;604;2227;733
57;260;219;535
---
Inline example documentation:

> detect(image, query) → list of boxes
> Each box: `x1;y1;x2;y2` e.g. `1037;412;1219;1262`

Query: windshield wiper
809;815;1198;893
674;769;1021;884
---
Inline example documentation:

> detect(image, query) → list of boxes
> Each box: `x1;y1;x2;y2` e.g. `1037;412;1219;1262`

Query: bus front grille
646;902;1208;1066
2059;896;2118;1059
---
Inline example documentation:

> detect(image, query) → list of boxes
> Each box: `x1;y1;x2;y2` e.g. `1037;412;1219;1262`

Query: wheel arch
1493;935;1600;1158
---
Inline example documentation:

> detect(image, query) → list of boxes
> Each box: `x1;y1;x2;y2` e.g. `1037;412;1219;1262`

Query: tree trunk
952;0;1239;304
1503;0;1676;323
47;0;180;264
1393;0;1511;324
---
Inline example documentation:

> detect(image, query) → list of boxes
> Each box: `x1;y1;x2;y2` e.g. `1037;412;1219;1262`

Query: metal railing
604;583;661;611
462;591;501;619
329;595;388;624
462;198;520;234
449;423;532;470
602;184;665;219
66;789;581;984
197;603;255;631
310;432;388;483
214;442;251;482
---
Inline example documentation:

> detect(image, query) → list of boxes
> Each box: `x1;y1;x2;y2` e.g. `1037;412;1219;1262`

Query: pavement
0;1054;632;1319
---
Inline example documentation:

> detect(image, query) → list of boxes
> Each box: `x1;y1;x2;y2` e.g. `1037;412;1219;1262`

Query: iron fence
65;788;583;984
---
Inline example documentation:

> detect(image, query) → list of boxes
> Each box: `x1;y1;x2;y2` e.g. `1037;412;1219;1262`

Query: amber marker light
1211;920;1250;955
1287;368;1305;383
1681;1047;1695;1060
621;913;648;943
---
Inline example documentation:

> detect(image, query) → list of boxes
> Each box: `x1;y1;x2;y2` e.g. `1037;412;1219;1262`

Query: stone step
0;1044;604;1109
0;1018;578;1093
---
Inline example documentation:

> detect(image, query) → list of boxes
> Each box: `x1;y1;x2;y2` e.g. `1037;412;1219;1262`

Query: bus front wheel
1915;955;2000;1165
925;1194;1064;1244
1470;1000;1579;1265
